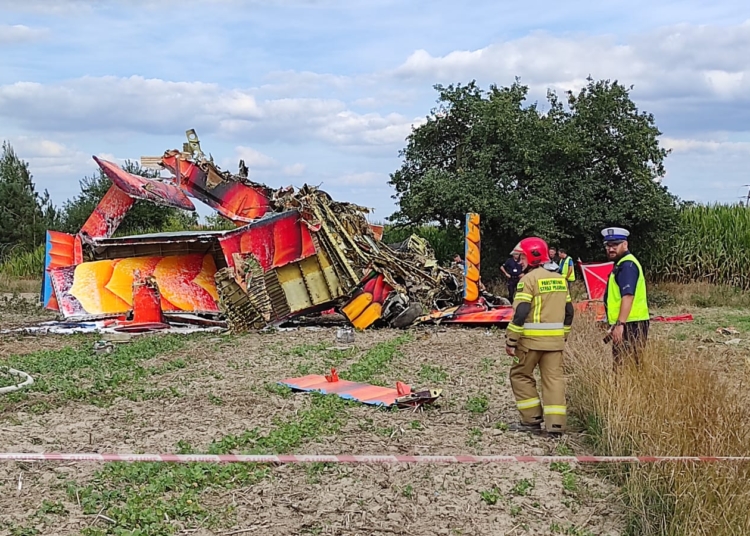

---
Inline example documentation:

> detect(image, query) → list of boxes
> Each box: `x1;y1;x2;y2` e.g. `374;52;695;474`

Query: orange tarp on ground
279;375;402;406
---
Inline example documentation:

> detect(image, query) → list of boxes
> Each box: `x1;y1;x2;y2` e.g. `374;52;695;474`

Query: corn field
0;244;45;278
649;204;750;290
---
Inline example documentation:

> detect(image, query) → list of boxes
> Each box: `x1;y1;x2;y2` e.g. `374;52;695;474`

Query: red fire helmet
512;237;550;268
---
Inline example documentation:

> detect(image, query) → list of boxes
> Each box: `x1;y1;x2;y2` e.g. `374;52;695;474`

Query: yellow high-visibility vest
606;254;649;325
560;257;575;282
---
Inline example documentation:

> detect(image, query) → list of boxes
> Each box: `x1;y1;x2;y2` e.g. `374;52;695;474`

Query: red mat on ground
652;314;694;323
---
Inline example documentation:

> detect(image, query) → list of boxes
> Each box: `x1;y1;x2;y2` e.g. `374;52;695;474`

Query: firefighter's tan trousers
510;347;566;431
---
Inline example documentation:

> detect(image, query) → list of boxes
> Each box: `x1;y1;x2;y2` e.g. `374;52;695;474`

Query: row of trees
0;77;705;280
388;78;681;271
0;142;58;259
0;143;198;262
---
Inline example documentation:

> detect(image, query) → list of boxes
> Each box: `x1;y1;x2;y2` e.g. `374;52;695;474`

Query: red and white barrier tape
1;453;749;464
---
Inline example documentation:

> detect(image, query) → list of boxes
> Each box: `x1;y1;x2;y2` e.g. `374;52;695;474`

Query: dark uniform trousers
613;320;650;367
507;278;520;302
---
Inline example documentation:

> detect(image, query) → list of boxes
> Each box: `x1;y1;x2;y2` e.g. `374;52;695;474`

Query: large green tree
0;141;58;258
61;160;198;235
389;79;679;268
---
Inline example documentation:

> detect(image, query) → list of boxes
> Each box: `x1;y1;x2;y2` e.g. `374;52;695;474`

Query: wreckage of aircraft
41;130;512;332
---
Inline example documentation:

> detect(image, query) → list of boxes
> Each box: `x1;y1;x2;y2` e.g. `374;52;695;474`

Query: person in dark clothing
601;227;650;367
452;254;464;270
501;252;523;302
548;246;560;266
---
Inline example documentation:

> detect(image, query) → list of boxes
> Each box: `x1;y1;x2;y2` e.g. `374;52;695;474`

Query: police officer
602;227;650;366
500;252;523;302
505;237;574;437
558;248;576;286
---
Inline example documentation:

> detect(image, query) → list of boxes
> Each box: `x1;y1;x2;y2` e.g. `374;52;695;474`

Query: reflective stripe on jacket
506;267;571;351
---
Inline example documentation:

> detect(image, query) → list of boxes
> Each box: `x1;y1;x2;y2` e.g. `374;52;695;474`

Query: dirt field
1;294;748;536
0;297;630;536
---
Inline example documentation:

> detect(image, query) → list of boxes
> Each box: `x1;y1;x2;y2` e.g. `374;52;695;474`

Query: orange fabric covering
279;375;402;406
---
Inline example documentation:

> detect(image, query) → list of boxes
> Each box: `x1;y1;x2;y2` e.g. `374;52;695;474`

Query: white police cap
601;227;630;242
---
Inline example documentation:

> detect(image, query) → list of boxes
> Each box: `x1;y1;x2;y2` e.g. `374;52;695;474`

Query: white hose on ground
0;368;34;394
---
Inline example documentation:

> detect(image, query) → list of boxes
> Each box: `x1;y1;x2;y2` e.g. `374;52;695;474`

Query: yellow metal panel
299;256;332;305
276;264;313;312
316;250;344;297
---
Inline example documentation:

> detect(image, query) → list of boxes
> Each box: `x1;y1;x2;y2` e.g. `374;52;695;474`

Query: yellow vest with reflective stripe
606;254;649;325
507;267;571;351
560;257;576;282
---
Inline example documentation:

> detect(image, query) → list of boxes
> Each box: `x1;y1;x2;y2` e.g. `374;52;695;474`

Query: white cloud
282;163;306;176
662;137;750;154
0;0;357;13
334;172;386;186
0;0;96;14
0;24;47;44
9;136;66;158
259;70;355;97
353;97;380;108
394;22;750;108
0;76;419;150
234;146;277;168
6;136;95;180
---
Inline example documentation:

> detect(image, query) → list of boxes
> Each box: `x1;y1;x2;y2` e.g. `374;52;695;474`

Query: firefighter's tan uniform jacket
505;265;574;431
506;266;573;351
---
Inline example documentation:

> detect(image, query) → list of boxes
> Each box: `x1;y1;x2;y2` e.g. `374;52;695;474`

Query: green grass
465;394;489;414
0;366;24;389
0;499;69;536
551;461;572;473
467;427;483;448
289;342;358;376
562;472;578;494
511;478;534;497
0;335;193;415
480;486;502;506
346;333;412;383
657;307;750;344
65;334;413;536
550;523;595;536
418;363;448;383
264;382;293;398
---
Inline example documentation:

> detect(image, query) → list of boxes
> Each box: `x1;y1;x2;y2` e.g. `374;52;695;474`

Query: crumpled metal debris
147;130;494;331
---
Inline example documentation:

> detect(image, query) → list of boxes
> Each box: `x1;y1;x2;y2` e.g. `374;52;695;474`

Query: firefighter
602;227;650;367
558;248;576;285
505;237;574;437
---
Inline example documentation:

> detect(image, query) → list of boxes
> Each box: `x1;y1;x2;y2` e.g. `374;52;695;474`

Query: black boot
507;421;543;434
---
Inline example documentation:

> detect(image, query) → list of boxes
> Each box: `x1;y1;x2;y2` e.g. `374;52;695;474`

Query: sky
2;0;750;222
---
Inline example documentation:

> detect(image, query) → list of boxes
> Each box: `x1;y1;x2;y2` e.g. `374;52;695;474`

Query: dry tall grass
566;314;750;535
649;281;750;309
0;273;40;295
